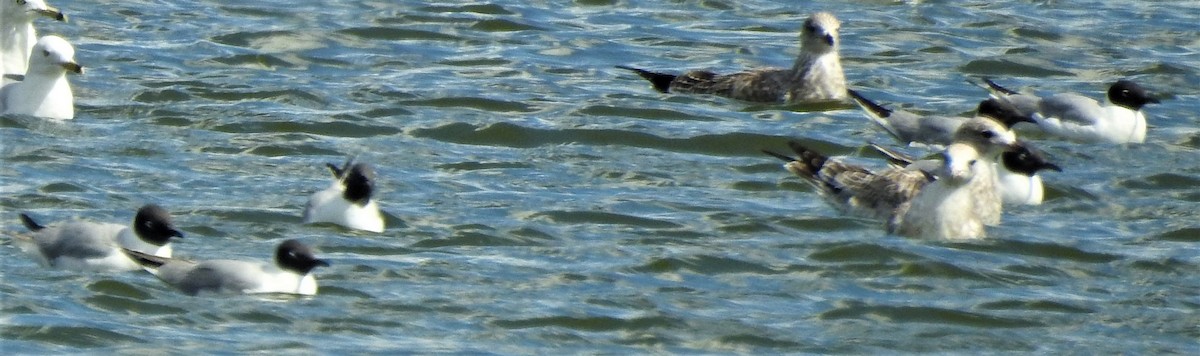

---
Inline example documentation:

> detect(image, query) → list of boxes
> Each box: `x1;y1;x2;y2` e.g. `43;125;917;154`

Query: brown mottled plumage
619;12;846;103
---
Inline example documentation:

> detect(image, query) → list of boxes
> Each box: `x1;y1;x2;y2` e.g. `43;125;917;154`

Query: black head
1001;141;1062;176
977;98;1035;128
342;163;376;206
133;204;183;245
1107;80;1159;110
275;239;329;274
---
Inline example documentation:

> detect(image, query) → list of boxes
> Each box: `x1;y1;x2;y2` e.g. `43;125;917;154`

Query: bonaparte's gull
124;239;328;296
976;78;1159;143
303;160;385;233
0;35;81;120
14;204;183;271
617;12;845;103
847;89;1034;147
1;0;66;81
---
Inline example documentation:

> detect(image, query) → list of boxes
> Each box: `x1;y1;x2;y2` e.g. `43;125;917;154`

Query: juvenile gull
976;78;1159;143
0;35;81;120
1;0;66;80
13;204;183;272
889;143;989;240
303;160;385;233
847;89;1034;147
617;12;845;103
124;239;328;296
869;140;1062;205
764;117;1017;224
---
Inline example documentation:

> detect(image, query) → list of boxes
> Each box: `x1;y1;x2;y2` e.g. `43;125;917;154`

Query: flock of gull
2;3;1161;297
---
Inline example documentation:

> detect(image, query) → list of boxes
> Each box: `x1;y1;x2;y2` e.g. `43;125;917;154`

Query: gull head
3;0;66;21
341;162;377;206
800;12;841;53
939;144;982;185
28;35;82;75
976;98;1035;128
954;116;1018;157
1107;80;1159;110
1001;140;1062;177
276;240;330;275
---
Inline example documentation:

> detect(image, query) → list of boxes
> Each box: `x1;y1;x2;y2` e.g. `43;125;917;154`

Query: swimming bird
1;0;66;81
847;89;1035;147
617;12;845;103
13;204;183;271
975;78;1160;143
124;239;328;296
889;143;989;240
0;35;81;120
869;140;1062;205
303;160;385;233
764;117;1017;224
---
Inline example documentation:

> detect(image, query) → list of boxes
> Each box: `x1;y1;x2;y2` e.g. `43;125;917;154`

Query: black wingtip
981;78;1019;95
846;89;892;118
122;248;167;268
616;65;675;93
866;142;915;166
19;214;44;232
785;141;829;173
326;162;344;178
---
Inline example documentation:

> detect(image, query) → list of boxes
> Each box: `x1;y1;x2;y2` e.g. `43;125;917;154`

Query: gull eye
42;50;50;57
17;0;27;6
969;159;978;166
979;130;995;139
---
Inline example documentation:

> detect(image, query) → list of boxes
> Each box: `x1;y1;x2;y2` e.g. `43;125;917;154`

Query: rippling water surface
2;0;1198;353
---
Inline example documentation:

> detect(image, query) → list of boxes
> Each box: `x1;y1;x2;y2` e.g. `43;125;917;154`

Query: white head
3;0;66;21
953;116;1017;158
800;12;841;54
26;35;82;75
938;144;982;185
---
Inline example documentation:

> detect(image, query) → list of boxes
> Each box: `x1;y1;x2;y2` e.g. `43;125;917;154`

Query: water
2;0;1198;353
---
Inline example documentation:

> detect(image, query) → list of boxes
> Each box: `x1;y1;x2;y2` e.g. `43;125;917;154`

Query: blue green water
2;0;1198;353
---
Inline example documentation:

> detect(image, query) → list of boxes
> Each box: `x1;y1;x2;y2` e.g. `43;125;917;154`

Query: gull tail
847;89;905;142
122;248;168;269
19;214;45;232
616;65;675;93
968;77;1019;97
867;142;916;168
783;141;831;178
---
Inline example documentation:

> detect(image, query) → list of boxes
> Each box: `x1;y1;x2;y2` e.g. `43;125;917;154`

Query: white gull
0;35;81;120
1;0;66;81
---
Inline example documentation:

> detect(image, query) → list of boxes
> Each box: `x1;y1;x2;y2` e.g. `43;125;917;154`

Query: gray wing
165;260;262;295
1000;94;1041;118
671;68;789;102
35;223;123;262
1037;93;1105;125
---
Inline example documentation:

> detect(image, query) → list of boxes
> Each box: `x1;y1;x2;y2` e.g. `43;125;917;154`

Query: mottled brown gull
618;12;845;103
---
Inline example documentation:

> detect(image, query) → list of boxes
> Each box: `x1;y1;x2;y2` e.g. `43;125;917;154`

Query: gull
889;143;989;240
847;89;1034;147
303;159;385;233
764;117;1017;224
0;35;82;120
13;204;183;272
870;140;1062;205
975;78;1160;143
617;12;846;103
124;239;328;296
1;0;66;80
